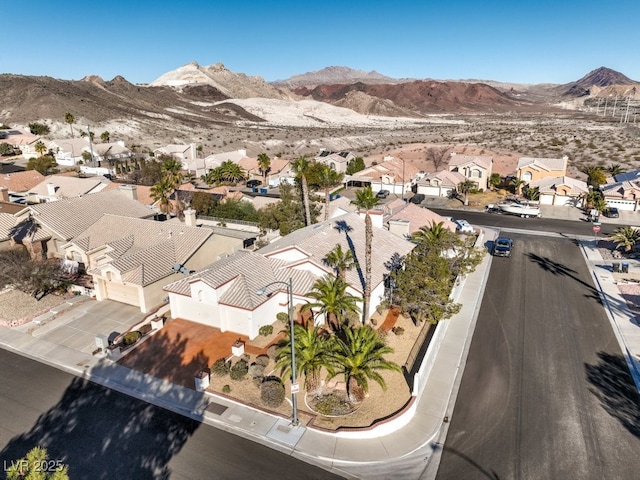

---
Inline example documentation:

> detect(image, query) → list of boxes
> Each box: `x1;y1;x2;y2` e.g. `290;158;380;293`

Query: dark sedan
493;237;514;257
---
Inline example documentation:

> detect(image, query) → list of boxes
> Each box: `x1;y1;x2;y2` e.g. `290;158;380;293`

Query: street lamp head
256;287;266;295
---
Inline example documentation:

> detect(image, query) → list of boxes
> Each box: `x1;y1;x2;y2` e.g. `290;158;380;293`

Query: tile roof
529;176;588;195
0;213;15;241
357;157;421;183
259;212;415;294
0;171;45;193
77;215;213;286
601;180;640;198
29;175;110;198
421;170;467;187
386;203;457;235
517;156;568;172
449;154;493;170
163;250;317;310
28;188;154;240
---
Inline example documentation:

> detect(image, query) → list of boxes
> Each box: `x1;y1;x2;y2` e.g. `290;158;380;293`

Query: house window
197;290;204;302
471;169;482;178
330;162;336;170
106;271;113;281
522;171;532;181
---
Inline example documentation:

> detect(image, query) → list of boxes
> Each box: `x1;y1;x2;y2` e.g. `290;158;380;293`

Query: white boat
497;202;541;218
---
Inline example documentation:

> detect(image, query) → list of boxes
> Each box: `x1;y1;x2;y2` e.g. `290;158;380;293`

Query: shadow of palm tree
334;219;365;291
438;445;501;479
0;330;206;479
585;351;640;438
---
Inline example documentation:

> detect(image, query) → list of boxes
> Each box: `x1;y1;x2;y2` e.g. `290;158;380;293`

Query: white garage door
105;282;140;307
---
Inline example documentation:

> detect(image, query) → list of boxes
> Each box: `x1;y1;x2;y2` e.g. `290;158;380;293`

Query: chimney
0;187;8;202
118;184;138;201
46;183;56;196
184;208;197;227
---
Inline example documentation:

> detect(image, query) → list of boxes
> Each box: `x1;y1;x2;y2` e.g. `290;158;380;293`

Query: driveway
23;298;147;355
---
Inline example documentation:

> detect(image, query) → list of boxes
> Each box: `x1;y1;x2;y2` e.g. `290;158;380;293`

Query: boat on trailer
496;201;541;218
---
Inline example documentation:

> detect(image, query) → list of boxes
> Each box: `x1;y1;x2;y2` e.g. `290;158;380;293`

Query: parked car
376;189;390;198
603;207;619;218
246;179;262;188
410;193;425;204
454;219;474;233
493;237;514;257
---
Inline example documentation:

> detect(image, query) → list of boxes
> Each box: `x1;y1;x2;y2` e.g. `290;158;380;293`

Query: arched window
106;271;113;281
522;171;532;181
197;290;204;302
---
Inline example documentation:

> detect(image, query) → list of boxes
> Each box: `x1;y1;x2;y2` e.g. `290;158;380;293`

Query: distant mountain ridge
558;66;640;96
271;66;408;89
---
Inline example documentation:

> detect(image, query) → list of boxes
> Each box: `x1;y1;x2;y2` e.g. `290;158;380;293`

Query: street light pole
257;278;299;426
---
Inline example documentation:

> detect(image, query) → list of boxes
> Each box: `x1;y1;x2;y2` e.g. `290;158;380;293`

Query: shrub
276;312;289;324
249;362;266;378
267;344;278;359
122;331;141;346
230;359;249;380
392;326;405;336
211;358;231;377
222;384;231;394
260;376;285;407
255;354;270;367
259;325;274;337
139;323;152;335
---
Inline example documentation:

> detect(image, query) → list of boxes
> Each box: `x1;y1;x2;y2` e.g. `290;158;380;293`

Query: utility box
195;369;210;391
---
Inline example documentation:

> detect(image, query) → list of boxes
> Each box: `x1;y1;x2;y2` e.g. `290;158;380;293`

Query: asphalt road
436;233;640;480
0;349;343;480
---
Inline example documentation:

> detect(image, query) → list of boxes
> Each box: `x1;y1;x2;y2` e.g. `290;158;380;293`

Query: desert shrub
259;325;274;337
248;362;266;378
241;353;251;363
253;375;264;387
222;384;231;394
230;359;249;380
260;376;285;407
255;354;270;367
211;358;231;377
392;326;405;336
312;392;354;416
139;323;152;335
276;312;289;324
122;331;141;346
267;344;278;359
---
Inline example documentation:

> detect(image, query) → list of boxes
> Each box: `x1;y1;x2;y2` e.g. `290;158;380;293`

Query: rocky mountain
557;66;639;96
150;62;288;99
293;80;533;114
272;66;405;89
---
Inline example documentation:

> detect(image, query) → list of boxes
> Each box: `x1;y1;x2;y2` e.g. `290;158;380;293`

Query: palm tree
150;177;174;214
34;141;47;157
411;221;455;245
607;164;624;176
509;178;526;196
581;165;606;188
489;173;502;190
303;275;361;332
327;325;401;404
274;322;335;395
351;186;379;325
100;131;110;143
523;185;540;201
162;158;184;189
292;156;312;226
611;226;640;253
317;165;344;221
457;179;476;206
323;244;357;281
257;153;271;187
218;160;246;184
64;112;75;138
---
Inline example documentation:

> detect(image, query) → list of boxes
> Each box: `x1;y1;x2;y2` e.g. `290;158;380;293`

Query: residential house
600;170;640;211
47;138;93;166
0;170;45;202
239;156;292;187
11;186;153;260
315;150;356;174
0;187;28;251
26;174;111;203
346;156;422;197
448;153;493;191
0;128;39;158
384;200;457;239
164;212;415;338
516;156;568;183
529;176;588;207
184;149;248;178
154;143;198;164
416;170;467;198
62;214;215;313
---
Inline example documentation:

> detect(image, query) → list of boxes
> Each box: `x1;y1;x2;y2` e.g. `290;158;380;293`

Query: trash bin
612;262;620;272
622;262;629;273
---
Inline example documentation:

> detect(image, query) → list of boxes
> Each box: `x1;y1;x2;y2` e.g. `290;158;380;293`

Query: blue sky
7;0;640;85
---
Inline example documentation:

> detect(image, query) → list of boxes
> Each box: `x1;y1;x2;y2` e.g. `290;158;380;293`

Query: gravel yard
0;288;72;327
